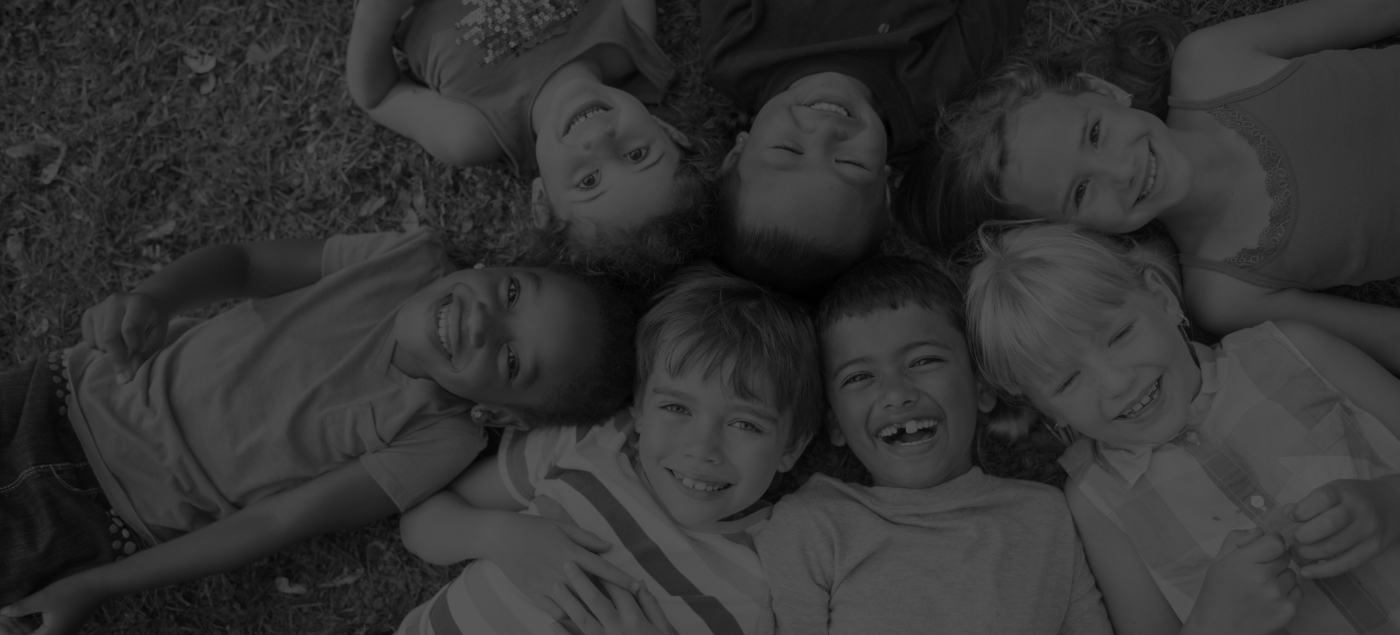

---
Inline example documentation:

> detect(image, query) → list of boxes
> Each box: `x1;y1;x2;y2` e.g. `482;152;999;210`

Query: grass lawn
2;0;1397;632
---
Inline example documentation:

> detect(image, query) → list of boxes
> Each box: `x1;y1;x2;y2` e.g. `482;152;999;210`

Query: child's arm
1066;486;1301;635
398;455;640;620
345;0;503;167
82;238;325;382
1173;0;1400;100
1273;320;1400;579
0;459;398;635
1184;270;1400;376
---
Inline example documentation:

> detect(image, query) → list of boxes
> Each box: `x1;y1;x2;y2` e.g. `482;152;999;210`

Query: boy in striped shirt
394;264;822;635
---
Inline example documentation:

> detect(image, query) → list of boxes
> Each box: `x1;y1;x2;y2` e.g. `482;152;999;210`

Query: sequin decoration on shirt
454;0;583;65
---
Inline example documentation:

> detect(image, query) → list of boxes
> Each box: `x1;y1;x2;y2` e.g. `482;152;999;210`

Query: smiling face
1024;287;1201;448
1000;89;1191;233
534;77;681;242
390;267;600;413
633;364;806;532
728;72;890;253
823;305;995;489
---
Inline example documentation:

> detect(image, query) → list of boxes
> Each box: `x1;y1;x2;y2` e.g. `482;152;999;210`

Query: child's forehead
824;303;966;352
643;355;788;417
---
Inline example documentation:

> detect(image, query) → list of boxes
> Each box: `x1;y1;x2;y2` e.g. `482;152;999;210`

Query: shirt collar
1094;341;1227;487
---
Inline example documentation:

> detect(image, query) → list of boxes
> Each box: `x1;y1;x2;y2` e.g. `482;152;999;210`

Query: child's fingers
1219;527;1264;558
635;582;674;635
1293;504;1355;548
559;522;613;553
1238;531;1291;567
574;553;639;594
549;581;602;635
601;580;644;623
565;562;620;624
1300;536;1381;579
1291;485;1342;523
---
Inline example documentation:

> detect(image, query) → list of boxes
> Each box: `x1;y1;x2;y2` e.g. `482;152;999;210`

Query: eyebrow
1059;109;1091;216
828;339;956;380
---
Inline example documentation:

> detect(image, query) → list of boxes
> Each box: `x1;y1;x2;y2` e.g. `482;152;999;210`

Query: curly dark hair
512;265;640;427
527;135;722;295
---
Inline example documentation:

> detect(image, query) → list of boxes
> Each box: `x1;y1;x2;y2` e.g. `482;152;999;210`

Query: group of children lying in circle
2;0;1398;633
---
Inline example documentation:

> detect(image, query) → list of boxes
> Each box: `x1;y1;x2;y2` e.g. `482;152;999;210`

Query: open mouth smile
874;418;940;447
804;100;851;117
564;103;610;136
666;468;732;492
1117;377;1161;419
432;295;455;360
1135;146;1158;205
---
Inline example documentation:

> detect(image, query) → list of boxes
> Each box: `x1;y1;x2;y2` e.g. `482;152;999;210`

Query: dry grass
3;0;1395;632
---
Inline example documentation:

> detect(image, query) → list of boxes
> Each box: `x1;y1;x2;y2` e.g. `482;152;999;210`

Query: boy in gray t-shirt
755;257;1112;635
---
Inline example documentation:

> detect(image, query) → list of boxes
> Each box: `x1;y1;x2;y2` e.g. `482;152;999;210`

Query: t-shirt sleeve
754;494;835;635
359;416;487;511
496;425;578;507
1059;534;1114;635
321;229;448;278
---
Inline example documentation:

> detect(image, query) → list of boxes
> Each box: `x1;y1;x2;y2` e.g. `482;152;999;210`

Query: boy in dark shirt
701;0;1025;297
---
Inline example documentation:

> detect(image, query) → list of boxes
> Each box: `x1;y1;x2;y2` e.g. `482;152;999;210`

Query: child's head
392;263;636;428
966;222;1201;448
716;72;892;299
631;264;821;530
816;257;997;489
531;80;715;290
904;16;1186;254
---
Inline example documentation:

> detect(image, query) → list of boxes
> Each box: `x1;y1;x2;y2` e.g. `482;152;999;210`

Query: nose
1089;146;1136;190
464;300;492;348
682;419;725;464
879;374;919;411
580;124;617;151
793;107;852;141
1090;354;1134;399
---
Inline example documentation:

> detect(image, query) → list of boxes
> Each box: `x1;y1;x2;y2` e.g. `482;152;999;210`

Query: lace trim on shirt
1206;105;1296;271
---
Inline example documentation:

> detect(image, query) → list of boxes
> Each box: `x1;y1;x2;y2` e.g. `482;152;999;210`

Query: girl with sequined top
347;0;714;290
904;0;1400;373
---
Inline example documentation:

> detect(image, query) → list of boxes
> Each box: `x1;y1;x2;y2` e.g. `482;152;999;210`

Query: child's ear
529;177;551;229
826;407;848;447
1078;73;1132;107
651;115;693;151
720;132;749;172
1142;268;1185;319
975;378;998;414
471;404;529;431
778;428;814;473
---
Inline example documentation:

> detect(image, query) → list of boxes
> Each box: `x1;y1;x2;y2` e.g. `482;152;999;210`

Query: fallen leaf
29;317;50;337
460;219;475;233
317;570;363;589
245;42;288;65
183;51;217;74
274;576;307;595
37;134;67;185
143;220;177;241
199;74;217;95
5;234;23;263
412;190;426;214
357;196;387;217
401;208;420;232
3;142;40;159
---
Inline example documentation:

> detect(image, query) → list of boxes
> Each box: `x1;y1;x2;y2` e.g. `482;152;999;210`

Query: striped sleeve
497;425;575;507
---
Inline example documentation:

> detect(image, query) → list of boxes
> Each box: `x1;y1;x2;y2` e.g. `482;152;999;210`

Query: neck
530;58;603;135
1155;123;1259;254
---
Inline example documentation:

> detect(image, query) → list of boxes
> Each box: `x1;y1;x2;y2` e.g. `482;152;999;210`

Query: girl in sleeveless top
964;222;1400;635
347;0;713;289
908;0;1400;373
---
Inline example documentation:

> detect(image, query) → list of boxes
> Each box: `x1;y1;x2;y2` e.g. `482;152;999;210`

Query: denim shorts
0;353;145;607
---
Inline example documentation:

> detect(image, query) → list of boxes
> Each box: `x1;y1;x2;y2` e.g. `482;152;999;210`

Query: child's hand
81;292;170;384
548;562;676;635
1186;529;1301;635
0;574;108;635
1288;477;1400;578
489;514;640;621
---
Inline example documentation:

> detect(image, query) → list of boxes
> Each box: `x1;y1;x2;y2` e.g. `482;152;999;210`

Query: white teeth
876;418;939;439
436;304;450;352
807;101;850;116
670;469;729;492
565;106;607;136
1120;379;1161;418
1137;150;1158;204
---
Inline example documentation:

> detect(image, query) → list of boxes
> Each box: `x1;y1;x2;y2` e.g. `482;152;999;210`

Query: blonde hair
966;222;1181;399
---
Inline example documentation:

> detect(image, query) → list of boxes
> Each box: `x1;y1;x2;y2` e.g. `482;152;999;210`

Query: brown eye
625;148;648;162
577;172;599;190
